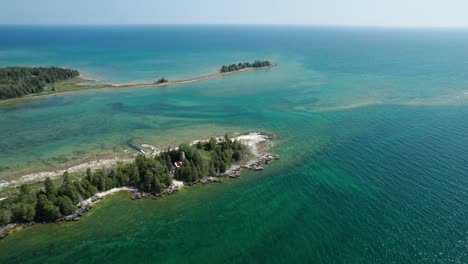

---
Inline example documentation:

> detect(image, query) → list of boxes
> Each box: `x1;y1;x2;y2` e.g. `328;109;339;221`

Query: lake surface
0;26;467;263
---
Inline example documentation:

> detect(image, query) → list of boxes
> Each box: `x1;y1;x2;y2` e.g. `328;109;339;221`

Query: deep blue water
0;26;467;263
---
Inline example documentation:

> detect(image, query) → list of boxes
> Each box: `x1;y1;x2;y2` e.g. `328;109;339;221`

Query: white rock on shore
0;132;280;238
82;187;138;205
233;132;271;156
0;132;275;191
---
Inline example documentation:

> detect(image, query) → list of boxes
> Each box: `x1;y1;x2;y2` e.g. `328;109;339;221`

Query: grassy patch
199;150;213;161
49;78;111;93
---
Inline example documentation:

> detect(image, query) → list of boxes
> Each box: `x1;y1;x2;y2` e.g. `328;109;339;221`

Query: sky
2;0;468;28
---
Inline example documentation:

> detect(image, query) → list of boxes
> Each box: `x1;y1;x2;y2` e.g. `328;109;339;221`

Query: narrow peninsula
0;60;275;102
0;132;278;239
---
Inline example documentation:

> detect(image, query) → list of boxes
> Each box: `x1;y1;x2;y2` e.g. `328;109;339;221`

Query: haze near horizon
2;0;468;28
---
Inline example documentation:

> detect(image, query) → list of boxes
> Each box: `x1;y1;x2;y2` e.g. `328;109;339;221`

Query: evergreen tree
0;133;253;225
58;172;80;204
0;66;79;99
12;203;35;222
86;168;93;183
44;177;57;200
0;208;12;226
56;196;77;215
19;184;32;196
232;151;241;162
35;194;60;221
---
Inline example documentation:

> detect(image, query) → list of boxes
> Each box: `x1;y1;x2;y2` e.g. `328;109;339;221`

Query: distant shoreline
0;64;276;105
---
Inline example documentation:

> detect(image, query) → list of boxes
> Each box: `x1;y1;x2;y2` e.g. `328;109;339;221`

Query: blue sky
2;0;467;27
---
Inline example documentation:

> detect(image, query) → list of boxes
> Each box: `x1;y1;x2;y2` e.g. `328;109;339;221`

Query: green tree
205;137;217;151
116;168;130;186
86;168;93;182
79;179;96;198
62;171;70;185
19;184;32;196
56;196;77;215
163;170;173;187
35;194;60;221
44;177;57;200
152;175;164;193
175;161;195;182
0;208;12;225
18;183;36;204
12;202;35;222
219;161;227;173
58;182;80;204
232;151;241;162
141;171;154;192
73;181;87;200
130;164;141;186
0;66;79;100
196;141;203;149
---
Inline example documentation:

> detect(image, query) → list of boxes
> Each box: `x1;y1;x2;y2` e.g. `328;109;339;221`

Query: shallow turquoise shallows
0;26;467;263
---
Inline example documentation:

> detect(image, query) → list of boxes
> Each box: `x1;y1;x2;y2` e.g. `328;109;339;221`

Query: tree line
0;135;249;225
220;60;272;73
0;66;79;99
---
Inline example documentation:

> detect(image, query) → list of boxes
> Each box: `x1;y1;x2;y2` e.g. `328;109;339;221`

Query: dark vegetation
0;67;80;99
155;77;168;84
220;60;272;73
0;135;249;225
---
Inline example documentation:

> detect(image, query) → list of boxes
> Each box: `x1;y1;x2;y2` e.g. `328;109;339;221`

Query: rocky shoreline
56;187;137;222
0;132;279;239
224;153;279;178
133;132;279;195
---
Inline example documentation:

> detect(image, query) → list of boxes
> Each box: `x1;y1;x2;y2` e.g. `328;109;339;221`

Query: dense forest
220;60;272;73
0;67;79;99
0;135;249;225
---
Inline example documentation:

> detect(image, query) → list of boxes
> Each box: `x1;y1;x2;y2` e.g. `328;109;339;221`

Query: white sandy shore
79;180;185;208
108;65;276;88
0;157;133;190
172;179;185;188
78;74;96;81
80;187;138;206
0;132;271;192
233;132;270;156
190;132;270;154
190;132;273;177
0;132;275;235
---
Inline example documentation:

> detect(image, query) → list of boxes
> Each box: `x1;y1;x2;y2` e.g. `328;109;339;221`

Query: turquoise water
0;26;467;263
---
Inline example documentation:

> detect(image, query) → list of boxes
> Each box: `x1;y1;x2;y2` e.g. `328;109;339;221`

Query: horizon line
1;23;468;30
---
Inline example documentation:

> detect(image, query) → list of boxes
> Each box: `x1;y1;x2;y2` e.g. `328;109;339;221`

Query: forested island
0;134;278;236
0;67;79;99
220;60;272;73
